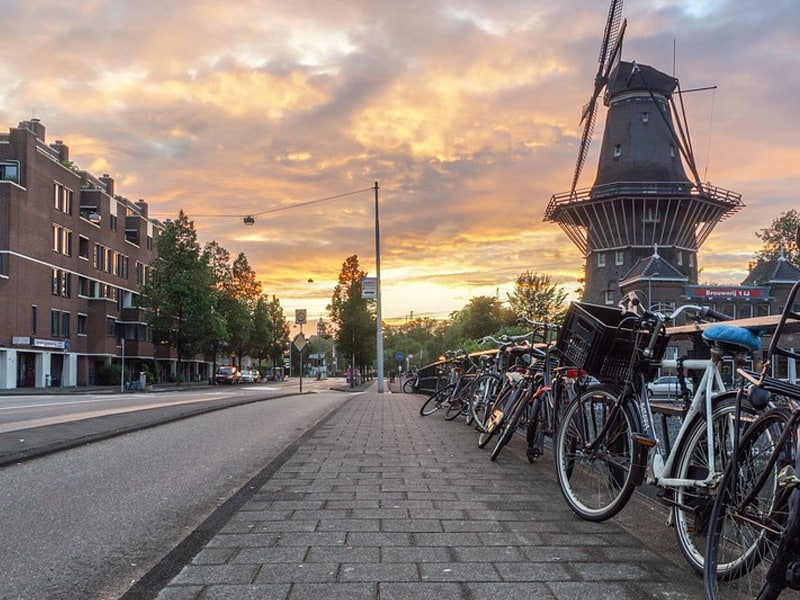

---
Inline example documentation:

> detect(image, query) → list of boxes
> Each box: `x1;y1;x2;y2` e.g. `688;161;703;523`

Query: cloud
2;0;798;320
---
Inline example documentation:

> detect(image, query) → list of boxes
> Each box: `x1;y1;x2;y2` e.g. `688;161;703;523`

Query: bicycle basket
557;301;668;381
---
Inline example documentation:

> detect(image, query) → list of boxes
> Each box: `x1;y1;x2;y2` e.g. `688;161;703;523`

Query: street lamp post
374;181;385;393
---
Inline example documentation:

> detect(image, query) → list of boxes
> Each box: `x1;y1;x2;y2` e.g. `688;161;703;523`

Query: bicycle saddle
701;323;762;353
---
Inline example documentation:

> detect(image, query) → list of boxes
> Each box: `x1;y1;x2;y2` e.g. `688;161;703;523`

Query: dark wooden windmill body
544;0;743;307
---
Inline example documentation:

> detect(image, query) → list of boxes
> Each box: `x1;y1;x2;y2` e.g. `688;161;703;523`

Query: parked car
647;375;694;398
241;369;261;383
215;366;241;384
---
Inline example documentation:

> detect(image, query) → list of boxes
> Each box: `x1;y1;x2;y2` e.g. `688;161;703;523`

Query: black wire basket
557;301;668;381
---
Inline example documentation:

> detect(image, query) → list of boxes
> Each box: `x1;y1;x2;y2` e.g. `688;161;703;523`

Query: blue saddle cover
701;323;762;352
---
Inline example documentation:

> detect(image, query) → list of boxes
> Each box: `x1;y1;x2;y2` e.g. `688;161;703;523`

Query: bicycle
484;320;586;463
704;273;800;599
475;333;541;449
419;349;475;418
469;333;533;433
553;294;763;574
402;368;420;394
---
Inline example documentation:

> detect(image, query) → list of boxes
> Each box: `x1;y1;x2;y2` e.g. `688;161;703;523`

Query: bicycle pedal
778;465;800;489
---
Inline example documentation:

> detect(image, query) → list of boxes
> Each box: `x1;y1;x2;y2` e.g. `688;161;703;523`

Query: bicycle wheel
444;393;465;421
671;393;760;575
478;383;515;449
554;384;640;521
705;408;795;600
403;377;417;394
490;391;530;462
419;384;455;416
470;373;503;432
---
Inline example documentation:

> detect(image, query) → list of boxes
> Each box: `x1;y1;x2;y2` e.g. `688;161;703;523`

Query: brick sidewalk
151;389;702;600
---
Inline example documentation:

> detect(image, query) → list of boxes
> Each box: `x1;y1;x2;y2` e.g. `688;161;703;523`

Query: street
0;387;351;599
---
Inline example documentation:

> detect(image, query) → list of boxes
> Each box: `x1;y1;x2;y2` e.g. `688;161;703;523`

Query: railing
545;180;743;220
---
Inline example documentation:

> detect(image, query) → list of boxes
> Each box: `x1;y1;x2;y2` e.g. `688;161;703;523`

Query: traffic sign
395;351;405;362
293;333;307;351
361;277;377;299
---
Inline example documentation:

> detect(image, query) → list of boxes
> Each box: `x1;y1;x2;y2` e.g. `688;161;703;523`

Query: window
61;312;70;338
50;310;60;337
53;182;73;214
615;251;624;266
688;254;694;267
52;225;72;256
641;112;649;123
604;290;615;306
94;243;105;270
613;144;622;157
51;270;71;297
597;253;606;267
31;305;37;335
77;314;87;336
106;317;117;337
0;161;19;183
79;236;90;260
677;251;683;266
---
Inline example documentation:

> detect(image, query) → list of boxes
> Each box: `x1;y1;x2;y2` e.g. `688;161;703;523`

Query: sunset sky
2;0;798;324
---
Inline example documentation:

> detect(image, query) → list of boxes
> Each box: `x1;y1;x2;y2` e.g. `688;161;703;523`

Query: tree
139;211;217;381
327;255;375;377
754;209;800;265
228;253;261;368
507;270;569;324
252;294;290;372
438;296;516;351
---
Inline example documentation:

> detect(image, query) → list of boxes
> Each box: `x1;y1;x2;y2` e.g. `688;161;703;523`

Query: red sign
686;286;768;299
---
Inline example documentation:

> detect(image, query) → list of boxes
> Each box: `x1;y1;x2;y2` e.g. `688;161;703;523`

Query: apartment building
0;119;163;389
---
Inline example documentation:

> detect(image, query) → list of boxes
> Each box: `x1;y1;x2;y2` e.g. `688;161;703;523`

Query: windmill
544;0;744;306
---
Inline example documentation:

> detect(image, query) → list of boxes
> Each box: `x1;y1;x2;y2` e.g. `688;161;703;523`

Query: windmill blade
571;98;598;195
572;2;624;195
598;0;624;69
603;18;626;81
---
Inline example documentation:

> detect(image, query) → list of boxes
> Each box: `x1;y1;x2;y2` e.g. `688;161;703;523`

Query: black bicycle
704;272;800;599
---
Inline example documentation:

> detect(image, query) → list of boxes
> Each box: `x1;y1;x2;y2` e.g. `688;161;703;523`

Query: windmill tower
544;0;743;307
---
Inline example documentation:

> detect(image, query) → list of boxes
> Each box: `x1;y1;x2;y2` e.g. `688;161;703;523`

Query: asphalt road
0;389;351;600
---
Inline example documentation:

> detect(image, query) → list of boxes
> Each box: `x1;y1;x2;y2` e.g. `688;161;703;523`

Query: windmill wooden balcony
544;180;743;256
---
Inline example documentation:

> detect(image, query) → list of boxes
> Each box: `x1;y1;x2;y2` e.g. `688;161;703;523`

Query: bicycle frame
642;357;732;489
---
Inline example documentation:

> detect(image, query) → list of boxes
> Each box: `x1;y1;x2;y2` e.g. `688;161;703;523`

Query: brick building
0;119;184;389
618;248;800;382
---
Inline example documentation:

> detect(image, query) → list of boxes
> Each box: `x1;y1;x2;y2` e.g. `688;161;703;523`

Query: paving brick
153;390;706;599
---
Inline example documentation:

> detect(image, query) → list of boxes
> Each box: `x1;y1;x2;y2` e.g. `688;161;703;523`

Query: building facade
0;119;167;389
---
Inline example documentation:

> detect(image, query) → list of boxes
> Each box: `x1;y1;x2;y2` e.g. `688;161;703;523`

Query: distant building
618;247;800;382
0;119;209;389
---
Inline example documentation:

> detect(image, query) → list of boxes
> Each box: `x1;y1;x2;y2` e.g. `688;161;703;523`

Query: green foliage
252;294;290;366
138;211;218;371
437;296;516;351
327;255;376;372
754;209;800;265
97;363;121;385
506;270;569;324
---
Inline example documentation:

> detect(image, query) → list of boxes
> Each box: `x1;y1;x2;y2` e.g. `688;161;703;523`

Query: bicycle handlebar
618;291;733;325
